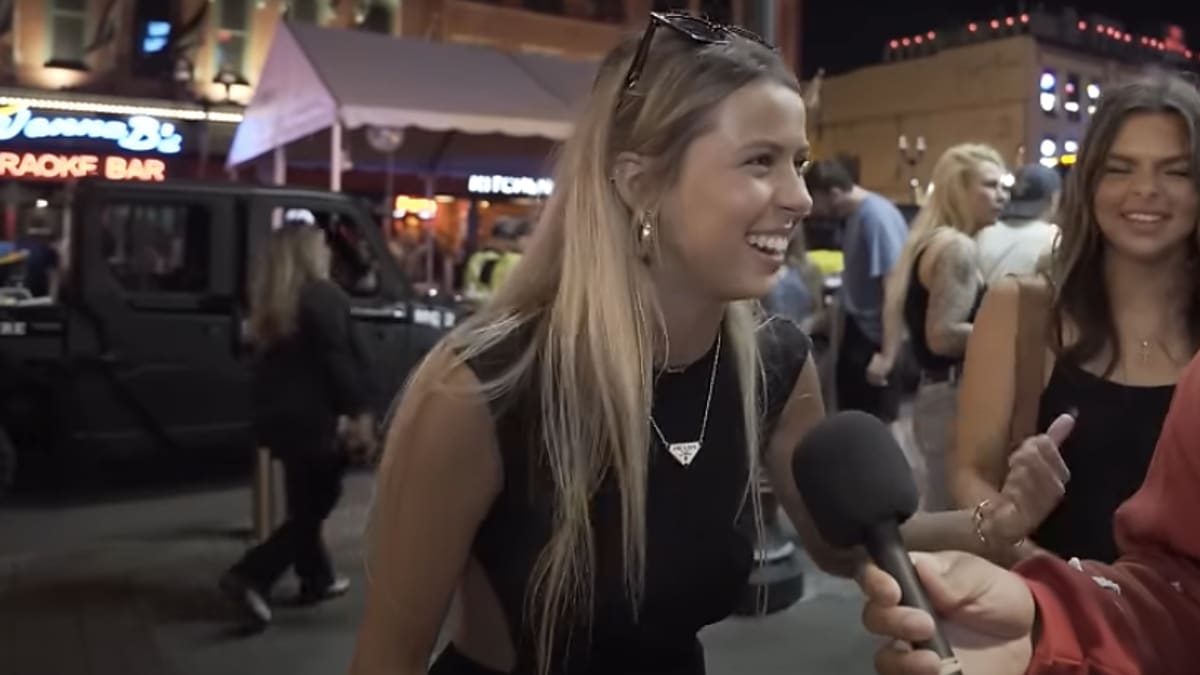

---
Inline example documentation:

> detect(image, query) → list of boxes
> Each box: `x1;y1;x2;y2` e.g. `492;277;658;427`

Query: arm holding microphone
858;351;1200;675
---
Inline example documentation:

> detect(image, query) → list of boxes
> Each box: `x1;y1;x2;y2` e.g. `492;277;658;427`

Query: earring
637;211;654;245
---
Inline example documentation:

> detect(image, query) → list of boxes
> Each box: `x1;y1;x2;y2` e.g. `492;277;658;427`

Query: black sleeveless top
1031;362;1175;563
902;246;986;372
431;316;811;675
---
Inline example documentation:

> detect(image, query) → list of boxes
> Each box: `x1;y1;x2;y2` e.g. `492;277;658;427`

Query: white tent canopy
508;51;601;110
226;22;599;171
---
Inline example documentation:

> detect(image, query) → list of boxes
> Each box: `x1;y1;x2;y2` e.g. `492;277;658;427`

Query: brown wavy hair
1050;71;1200;373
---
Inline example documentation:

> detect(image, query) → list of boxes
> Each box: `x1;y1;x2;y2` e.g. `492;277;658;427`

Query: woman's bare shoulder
382;348;504;495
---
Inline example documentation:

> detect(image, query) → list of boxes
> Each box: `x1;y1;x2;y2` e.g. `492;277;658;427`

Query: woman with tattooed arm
880;144;1009;512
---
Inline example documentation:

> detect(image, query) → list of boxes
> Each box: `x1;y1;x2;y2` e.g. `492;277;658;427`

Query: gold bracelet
972;499;991;546
973;498;1028;550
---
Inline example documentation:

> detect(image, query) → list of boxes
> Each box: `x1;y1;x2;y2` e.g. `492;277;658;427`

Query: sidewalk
0;473;878;675
1;574;175;675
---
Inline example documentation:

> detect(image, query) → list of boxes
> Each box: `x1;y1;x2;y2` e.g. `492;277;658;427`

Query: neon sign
0;152;167;182
468;174;554;197
0;104;183;155
394;196;438;219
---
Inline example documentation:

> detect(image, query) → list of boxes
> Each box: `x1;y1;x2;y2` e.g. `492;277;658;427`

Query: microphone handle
864;524;963;674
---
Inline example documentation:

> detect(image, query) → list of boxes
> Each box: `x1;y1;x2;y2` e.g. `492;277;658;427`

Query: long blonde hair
248;226;328;348
372;20;797;674
886;143;1005;334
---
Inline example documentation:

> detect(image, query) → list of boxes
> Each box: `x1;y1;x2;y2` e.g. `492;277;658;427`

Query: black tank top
902;246;986;372
1031;362;1175;563
431;317;810;675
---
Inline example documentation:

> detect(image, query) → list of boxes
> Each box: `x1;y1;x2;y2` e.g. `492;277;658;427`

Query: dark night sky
800;1;1200;78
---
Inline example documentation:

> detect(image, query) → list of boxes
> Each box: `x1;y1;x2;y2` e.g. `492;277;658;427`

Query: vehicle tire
0;426;14;498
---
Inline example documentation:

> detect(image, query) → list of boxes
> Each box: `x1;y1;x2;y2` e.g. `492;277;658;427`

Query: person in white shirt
975;163;1061;283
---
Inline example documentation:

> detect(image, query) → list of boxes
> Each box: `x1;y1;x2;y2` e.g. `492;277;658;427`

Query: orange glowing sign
0;151;166;182
393;195;438;219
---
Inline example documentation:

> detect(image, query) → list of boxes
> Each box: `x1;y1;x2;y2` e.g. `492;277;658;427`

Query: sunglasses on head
620;12;776;95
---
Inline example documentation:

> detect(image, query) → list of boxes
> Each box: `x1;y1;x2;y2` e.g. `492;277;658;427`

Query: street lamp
898;134;927;203
213;67;250;104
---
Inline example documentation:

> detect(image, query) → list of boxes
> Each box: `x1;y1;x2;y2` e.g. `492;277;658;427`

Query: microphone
792;410;962;674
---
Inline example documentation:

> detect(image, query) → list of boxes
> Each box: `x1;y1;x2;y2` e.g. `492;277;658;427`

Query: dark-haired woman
951;72;1200;565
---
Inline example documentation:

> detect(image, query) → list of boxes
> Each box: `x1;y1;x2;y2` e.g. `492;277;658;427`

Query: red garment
1018;352;1200;674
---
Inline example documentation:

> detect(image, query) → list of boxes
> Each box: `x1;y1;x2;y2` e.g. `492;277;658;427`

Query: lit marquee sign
468;174;554;197
0;152;167;182
0;103;183;155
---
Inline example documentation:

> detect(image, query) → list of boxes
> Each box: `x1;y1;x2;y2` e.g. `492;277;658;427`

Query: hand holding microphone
793;410;963;674
793;410;1038;675
859;551;1036;675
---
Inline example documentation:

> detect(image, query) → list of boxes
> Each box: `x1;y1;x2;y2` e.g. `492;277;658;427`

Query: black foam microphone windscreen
791;409;919;547
792;410;961;673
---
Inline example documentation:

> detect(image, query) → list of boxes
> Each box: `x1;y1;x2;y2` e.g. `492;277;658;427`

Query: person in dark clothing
220;224;376;629
17;222;64;298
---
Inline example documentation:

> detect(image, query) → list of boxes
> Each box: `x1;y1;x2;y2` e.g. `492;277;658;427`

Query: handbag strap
1008;277;1051;450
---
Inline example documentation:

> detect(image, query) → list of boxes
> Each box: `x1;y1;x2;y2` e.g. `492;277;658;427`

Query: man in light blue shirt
806;160;908;422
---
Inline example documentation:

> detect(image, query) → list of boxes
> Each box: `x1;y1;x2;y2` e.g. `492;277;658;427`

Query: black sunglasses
621;12;776;95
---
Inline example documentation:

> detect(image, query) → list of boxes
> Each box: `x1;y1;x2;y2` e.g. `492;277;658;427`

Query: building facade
813;8;1193;203
0;0;803;274
0;0;804;195
5;0;801;107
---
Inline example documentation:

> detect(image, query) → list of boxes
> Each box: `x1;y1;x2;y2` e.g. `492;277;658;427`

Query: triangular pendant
667;441;701;466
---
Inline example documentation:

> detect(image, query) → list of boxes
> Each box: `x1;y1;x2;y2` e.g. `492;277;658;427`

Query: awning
508;51;601;111
226;22;599;172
